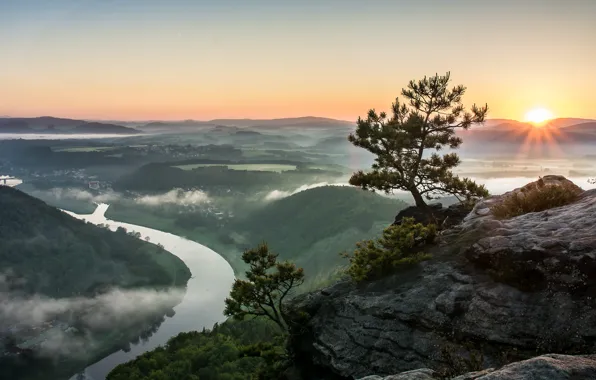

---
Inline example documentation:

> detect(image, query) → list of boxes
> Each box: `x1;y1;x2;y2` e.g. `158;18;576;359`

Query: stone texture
358;368;436;380
291;180;596;379
393;203;471;229
462;185;596;292
364;354;596;380
452;354;596;379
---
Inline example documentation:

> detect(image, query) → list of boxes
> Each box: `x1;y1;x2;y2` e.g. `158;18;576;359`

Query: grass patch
490;178;582;219
174;163;297;172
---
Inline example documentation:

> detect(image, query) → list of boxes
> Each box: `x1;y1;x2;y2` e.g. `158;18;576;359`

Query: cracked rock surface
290;180;596;379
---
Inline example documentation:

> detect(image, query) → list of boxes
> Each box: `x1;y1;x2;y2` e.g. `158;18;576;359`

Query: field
304;164;352;173
174;163;297;172
53;146;117;152
52;145;146;153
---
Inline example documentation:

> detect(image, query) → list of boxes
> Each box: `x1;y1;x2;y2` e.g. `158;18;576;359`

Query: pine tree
349;72;489;207
224;243;304;332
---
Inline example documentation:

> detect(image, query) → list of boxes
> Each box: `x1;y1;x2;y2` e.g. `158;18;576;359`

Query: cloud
0;273;184;358
0;288;183;329
135;189;210;206
264;182;349;201
48;188;122;203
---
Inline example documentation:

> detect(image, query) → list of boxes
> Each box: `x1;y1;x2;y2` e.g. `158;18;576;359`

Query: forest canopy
0;186;190;298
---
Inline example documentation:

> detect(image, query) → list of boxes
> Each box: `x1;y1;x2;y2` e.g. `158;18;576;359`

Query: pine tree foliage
224;243;304;332
349;72;489;207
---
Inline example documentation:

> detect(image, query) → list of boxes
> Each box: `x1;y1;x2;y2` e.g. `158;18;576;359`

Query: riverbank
64;204;235;380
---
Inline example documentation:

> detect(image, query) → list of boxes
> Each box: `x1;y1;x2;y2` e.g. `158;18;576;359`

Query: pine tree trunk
411;189;427;208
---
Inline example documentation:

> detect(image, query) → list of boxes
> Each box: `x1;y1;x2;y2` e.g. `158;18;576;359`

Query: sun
524;108;554;125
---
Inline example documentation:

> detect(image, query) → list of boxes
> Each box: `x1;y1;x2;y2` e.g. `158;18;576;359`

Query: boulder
361;354;596;380
463;187;596;292
290;181;596;379
393;203;471;229
358;368;436;380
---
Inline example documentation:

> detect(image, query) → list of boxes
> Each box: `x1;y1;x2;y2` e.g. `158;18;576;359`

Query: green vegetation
104;186;406;288
108;244;304;380
113;163;342;192
0;186;190;298
0;186;192;380
231;186;408;285
175;163;297;172
490;178;582;219
225;244;304;332
343;218;436;282
107;318;284;380
349;72;489;207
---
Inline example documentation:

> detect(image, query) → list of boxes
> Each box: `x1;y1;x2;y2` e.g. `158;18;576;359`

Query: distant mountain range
138;116;356;131
2;116;595;141
461;118;596;144
0;117;142;134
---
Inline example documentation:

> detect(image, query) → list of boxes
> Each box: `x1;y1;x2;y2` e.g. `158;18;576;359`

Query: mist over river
64;204;235;380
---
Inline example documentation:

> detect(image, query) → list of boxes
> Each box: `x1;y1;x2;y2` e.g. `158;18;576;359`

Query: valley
1;115;595;380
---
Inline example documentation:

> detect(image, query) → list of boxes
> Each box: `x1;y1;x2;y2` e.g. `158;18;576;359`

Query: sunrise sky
1;0;595;121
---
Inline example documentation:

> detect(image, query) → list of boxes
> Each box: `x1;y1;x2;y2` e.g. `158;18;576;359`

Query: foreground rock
462;178;596;292
291;179;596;379
360;354;596;380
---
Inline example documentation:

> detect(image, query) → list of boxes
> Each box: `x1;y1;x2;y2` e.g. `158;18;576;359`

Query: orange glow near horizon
1;2;595;122
524;108;554;126
509;121;571;160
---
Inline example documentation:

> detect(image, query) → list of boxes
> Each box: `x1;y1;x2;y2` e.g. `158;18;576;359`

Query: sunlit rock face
464;187;596;292
290;179;596;379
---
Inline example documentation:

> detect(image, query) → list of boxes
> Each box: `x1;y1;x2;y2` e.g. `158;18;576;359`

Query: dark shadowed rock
290;180;596;379
393;203;470;229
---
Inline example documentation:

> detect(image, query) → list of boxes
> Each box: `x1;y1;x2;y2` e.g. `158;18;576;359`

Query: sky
1;0;595;121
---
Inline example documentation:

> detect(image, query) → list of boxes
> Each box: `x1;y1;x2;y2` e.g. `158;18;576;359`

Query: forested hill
0;186;190;298
232;186;408;286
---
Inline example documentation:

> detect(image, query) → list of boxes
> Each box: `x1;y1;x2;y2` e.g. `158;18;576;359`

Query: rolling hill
137;116;355;131
0;186;190;298
459;118;596;145
232;186;408;287
0;117;142;134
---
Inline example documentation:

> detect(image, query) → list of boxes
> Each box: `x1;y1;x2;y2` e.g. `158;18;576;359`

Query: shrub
343;218;436;282
490;178;582;219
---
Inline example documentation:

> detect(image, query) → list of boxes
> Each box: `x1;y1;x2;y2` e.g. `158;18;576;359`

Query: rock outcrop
359;354;596;380
290;179;596;379
393;202;471;229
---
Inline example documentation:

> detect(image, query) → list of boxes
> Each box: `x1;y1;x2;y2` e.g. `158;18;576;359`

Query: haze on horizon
1;0;595;122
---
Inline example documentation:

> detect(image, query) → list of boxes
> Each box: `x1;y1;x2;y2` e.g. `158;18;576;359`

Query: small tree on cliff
349;72;489;207
224;243;304;332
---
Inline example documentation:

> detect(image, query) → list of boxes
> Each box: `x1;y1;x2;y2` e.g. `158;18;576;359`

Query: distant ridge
482;117;596;129
207;116;355;128
0;116;142;134
138;116;355;130
461;118;596;144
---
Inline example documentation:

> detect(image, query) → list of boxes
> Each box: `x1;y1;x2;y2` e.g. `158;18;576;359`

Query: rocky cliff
290;178;596;379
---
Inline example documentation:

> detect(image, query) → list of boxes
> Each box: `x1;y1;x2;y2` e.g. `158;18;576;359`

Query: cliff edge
290;177;596;379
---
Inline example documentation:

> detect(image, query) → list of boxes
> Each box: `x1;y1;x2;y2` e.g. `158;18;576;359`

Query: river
64;204;235;380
